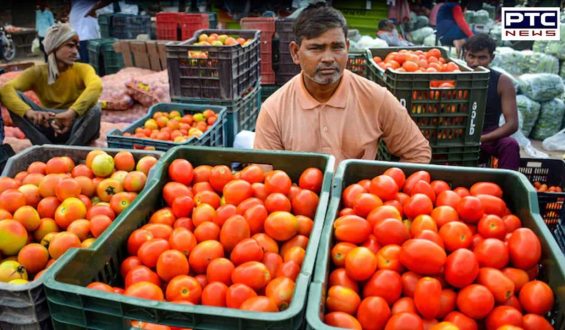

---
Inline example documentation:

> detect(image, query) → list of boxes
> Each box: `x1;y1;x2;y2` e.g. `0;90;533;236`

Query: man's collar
297;70;349;110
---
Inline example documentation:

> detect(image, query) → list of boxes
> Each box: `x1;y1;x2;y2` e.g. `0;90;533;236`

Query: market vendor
376;19;412;47
254;2;431;165
0;23;102;146
463;34;519;170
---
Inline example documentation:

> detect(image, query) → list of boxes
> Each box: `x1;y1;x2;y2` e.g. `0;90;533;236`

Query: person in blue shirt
36;1;55;62
436;0;473;56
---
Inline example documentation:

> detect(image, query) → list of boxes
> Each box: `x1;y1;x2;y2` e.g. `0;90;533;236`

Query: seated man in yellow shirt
0;23;102;145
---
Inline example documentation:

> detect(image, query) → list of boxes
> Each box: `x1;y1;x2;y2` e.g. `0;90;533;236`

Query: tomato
252;233;279;254
326;285;361;315
192;181;213;195
299;167;323;193
210;204;236;227
165;275;202;303
239;164;265;184
444;311;478;330
125;281;164;301
485;306;523;330
193;190;221;209
128;229;154;256
149;207;176;227
125;265;160;288
391;297;416;314
470;182;503;198
399;239;446;275
142;223;173;240
367;205;402;229
414;277;442;319
440;222;473;252
334;215;372;244
383;167;406;189
438;289;457;318
456;284;495;319
344;247;377;281
519;280;554;315
251;182;268;201
369;175;399;201
361;234;380;254
415;230;444;249
508;228;541;270
457;196;484;223
188;240;224;274
473;238;509;269
477;267;515;303
522;314;553;330
329;268;359;293
221;179;253;206
504;295;522;311
358;179;371;191
265;277;295;310
502;214;521;233
156;249;189;282
324;312;362;329
363;270;402;305
87;282;114;293
291;189;319;218
342;184;366;208
477;214;506;240
403;170;431;195
192;165;212;183
264;193;291;213
400;271;420;298
194;221;220;242
137;238;170;268
281;235;309;255
264;170;292;195
430;180;450;196
162;182;191;206
226;283;257;309
120;256;143;278
240;296;278;312
206;258;235;285
476;194;506;217
230;238;264;265
201;281;228;307
231;261;271;290
168;159;193;185
220;215;250;251
403;193;433;219
353;193;383;217
384;312;424;330
374;218;409;246
444;249;479;288
357;296;391;330
209;165;233;193
410;215;437;237
411;180;436;202
276;260;301;281
264;211;298;241
377;244;403;272
502;268;530;293
168;227;197;257
436;191;461;209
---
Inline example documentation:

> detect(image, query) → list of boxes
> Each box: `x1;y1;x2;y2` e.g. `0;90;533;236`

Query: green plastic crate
376;140;480;167
98;14;112;38
172;83;261;147
0;145;162;330
261;84;280;103
306;160;565;329
366;47;489;146
347;51;367;77
87;38;124;76
43;146;335;330
106;103;227;151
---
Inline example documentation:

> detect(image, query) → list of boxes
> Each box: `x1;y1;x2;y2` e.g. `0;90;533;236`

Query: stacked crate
240;17;276;85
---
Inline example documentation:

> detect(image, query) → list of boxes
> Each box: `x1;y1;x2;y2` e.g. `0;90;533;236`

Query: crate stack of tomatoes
86;159;324;315
322;168;554;330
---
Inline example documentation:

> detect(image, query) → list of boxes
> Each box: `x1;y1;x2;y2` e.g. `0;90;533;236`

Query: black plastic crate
275;18;300;85
107;103;227;151
519;158;565;230
111;14;151;39
366;47;490;146
376;140;480;166
87;38;123;76
166;29;261;100
172;83;261;147
261;84;280;102
98;14;112;38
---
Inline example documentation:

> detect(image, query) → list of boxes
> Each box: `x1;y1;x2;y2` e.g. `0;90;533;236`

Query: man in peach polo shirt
254;2;431;165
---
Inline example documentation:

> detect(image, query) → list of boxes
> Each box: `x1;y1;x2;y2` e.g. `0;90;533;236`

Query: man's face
464;49;493;70
290;27;349;86
55;36;79;65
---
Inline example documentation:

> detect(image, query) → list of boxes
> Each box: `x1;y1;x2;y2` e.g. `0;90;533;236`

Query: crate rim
43;145;336;327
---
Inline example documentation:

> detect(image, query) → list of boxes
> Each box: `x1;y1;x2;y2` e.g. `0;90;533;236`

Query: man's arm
85;0;115;17
480;74;518;143
253;104;284;151
378;90;432;163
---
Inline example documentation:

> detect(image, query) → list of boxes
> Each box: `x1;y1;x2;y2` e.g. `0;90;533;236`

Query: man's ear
290;41;300;65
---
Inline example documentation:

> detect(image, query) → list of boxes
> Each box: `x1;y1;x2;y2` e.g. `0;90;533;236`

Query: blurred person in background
36;0;55;62
436;0;473;56
69;0;114;63
377;19;412;47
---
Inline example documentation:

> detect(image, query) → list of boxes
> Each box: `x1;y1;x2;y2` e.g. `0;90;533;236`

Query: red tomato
502;267;530;293
430;180;450;196
201;281;228;307
168;159;193;185
400;271;420;298
456;284;495;319
357;296;391;330
124;281;164;301
477;267;515;303
353;193;383;217
244;204;268;235
209;165;233;193
230;238;264;265
391;297;416;314
507;228;541;270
410;214;438;237
444;311;478;330
473;238;509;269
439;221;473;252
454;187;470;197
415;230;445;249
165;275;201;303
329;268;359;293
334;215;372;244
239;164;265;184
522;313;554;330
403;193;434;219
188;240;224;274
369;175;399;201
342;184;366;208
240;296;279;312
223;179;253;206
470;182;503;198
444;248;479;288
326;285;361;315
219;215;250;252
377;244;404;272
476;194;506;217
206;258;235;285
519;280;554;315
403;171;431;195
411;180;436;202
399;239;446;275
383;167;406;189
299;167;323;193
345;247;378;281
477;214;506;240
265;277;296;310
485;306;523;330
457;196;484;223
502;214;521;233
374;218;409;246
414;277;442;319
127;229;154;256
226;283;257;309
362;234;381;254
264;170;292;195
231;261;271;291
291;189;319;218
264;193;291;213
438;289;457;318
384;312;424;330
156;249;189;282
436;191;461;209
363;269;402;305
367;205;402;229
324;312;362;330
137;238;170;268
169;227;197;257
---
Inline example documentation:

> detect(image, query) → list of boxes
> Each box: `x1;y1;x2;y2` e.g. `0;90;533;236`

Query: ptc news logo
502;7;560;41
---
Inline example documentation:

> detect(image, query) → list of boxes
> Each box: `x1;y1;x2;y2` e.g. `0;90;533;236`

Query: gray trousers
10;92;101;145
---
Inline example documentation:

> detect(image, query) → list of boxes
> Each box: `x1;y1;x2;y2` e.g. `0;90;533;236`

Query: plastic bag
423;34;436;47
499;114;549;158
127;70;170;107
414;16;429;30
516;95;541;136
532;40;548;53
542;128;565;151
519;73;564;102
522;51;558;75
31;38;40;56
99;67;154;110
531;98;565;140
474;10;490;24
491;48;527;76
355;36;388;50
408;27;434;44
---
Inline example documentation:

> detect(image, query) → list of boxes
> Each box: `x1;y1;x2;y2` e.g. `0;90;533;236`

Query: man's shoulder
346;70;386;95
262;75;300;110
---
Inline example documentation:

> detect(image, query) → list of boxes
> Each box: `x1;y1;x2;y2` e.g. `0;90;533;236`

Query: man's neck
57;61;71;73
302;74;342;104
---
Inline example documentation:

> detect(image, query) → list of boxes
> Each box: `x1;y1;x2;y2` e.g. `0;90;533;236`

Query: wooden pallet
113;40;169;71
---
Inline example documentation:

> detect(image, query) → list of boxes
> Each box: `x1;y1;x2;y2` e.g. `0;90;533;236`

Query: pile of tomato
373;48;460;74
322;168;555;330
86;159;324;316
